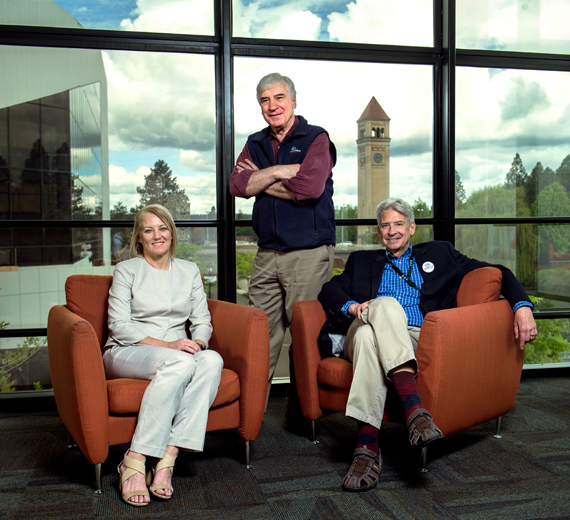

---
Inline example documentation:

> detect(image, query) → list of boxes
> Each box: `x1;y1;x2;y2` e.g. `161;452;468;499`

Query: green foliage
504;153;528;190
0;336;46;392
236;251;256;281
412;198;432;218
537;268;570;296
531;182;570;260
524;297;570;365
175;243;214;273
455;170;466;209
335;205;358;244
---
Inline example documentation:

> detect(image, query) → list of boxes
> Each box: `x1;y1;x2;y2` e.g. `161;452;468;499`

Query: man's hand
242;163;300;198
235;158;259;173
513;306;537;349
348;300;374;320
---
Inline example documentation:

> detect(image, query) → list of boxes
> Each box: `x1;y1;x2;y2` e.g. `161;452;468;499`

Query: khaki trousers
344;297;420;429
249;245;334;386
103;345;223;458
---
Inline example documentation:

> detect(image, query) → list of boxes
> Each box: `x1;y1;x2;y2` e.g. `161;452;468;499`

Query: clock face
360;153;365;164
374;153;383;163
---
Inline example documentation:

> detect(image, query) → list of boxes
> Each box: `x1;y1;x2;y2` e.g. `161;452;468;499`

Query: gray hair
376;198;415;226
256;73;296;104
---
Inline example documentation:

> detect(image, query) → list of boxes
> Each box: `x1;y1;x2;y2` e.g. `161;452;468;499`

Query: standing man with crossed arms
230;73;336;423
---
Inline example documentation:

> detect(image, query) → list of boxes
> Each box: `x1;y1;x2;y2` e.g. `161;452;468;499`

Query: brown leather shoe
342;447;381;492
407;408;444;447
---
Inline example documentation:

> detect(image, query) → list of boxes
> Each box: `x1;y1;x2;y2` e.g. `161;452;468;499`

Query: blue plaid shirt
341;245;533;326
341;245;424;327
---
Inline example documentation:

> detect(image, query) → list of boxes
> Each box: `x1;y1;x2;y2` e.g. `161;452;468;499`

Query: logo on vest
289;146;302;153
422;261;435;273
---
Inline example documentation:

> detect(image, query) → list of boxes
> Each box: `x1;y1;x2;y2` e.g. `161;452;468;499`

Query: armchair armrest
47;305;109;465
206;299;269;442
291;300;328;421
416;299;523;437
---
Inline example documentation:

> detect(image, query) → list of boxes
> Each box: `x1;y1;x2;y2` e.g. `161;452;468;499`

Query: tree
531;182;570;261
524;297;570;364
504;153;527;190
110;201;132;220
137;160;185;207
525;162;542;210
455;170;466;209
555;154;570;193
412;198;432;218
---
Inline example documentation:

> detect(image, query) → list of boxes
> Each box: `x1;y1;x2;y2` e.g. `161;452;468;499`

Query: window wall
1;0;569;393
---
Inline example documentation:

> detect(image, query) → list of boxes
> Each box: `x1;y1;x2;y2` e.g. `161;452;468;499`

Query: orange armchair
292;267;525;461
47;275;269;491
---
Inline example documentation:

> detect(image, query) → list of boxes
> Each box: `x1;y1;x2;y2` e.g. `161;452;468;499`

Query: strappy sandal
146;453;177;500
342;447;381;492
118;453;150;507
407;408;444;447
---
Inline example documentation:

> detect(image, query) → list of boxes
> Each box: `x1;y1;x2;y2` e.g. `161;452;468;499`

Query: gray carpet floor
1;376;569;519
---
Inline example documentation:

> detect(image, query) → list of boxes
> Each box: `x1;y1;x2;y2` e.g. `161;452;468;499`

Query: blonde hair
130;204;178;258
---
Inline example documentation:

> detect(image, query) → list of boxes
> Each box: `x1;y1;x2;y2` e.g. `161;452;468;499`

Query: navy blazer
318;241;531;335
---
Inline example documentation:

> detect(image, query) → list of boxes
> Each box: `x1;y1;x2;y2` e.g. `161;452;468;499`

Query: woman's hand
138;336;205;354
165;338;204;354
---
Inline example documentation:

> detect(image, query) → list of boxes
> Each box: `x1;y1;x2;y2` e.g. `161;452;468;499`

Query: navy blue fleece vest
247;116;337;252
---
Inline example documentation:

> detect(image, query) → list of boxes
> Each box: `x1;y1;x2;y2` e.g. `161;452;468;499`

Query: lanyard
386;256;420;292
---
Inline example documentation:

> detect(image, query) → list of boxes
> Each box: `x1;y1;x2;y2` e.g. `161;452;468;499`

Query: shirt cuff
513;301;534;312
341;300;358;317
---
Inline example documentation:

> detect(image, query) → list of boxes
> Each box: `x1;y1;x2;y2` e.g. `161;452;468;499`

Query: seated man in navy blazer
318;197;537;493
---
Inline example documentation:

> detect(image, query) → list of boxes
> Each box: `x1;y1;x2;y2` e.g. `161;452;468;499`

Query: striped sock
356;422;379;455
391;370;424;421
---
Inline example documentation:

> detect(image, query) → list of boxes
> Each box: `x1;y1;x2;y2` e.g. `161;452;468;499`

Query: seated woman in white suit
103;204;223;507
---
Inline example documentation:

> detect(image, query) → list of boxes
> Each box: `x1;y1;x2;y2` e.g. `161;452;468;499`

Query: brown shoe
407;408;444;447
342;447;381;492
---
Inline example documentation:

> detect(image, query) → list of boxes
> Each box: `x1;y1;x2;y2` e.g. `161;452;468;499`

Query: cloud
103;51;216;151
119;0;213;34
498;76;551;122
108;164;149;209
327;0;432;46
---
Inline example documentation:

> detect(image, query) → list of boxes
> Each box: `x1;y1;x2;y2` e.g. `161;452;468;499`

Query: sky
45;0;570;216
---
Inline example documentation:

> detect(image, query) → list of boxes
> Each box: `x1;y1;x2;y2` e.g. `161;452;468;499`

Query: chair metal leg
67;431;77;449
494;416;503;439
94;463;103;494
243;440;252;469
310;420;319;444
419;446;429;473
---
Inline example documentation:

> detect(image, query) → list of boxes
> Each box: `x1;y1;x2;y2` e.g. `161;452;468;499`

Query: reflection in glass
1;0;214;36
457;0;570;54
233;0;433;47
456;67;570;218
0;225;217;330
234;58;433;220
0;336;49;393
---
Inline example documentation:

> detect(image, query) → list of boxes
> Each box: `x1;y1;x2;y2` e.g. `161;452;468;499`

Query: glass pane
235;224;433;298
0;0;214;35
0;225;217;330
233;0;433;46
456;67;570;218
233;58;433;223
0;336;49;393
0;45;216;220
457;0;570;54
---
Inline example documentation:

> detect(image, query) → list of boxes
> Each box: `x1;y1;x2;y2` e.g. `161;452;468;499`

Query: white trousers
103;345;223;458
343;297;420;429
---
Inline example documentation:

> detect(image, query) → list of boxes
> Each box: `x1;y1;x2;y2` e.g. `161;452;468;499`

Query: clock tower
357;97;391;227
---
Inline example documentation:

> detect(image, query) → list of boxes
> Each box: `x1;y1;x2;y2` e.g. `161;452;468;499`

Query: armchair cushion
107;368;241;415
456;267;502;307
317;358;352;390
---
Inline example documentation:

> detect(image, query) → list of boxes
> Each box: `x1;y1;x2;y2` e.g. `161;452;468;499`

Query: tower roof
357;96;390;122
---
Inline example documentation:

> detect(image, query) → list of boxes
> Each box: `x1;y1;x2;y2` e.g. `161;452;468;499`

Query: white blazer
104;257;212;350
